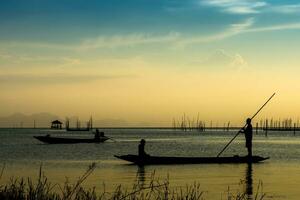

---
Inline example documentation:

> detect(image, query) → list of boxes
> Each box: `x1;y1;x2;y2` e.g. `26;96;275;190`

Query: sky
1;0;300;126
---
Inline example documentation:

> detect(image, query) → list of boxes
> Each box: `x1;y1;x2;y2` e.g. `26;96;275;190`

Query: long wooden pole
217;93;276;157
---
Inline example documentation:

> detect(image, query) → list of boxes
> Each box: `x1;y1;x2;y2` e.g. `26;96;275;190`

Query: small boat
34;135;109;144
66;127;90;131
114;154;269;165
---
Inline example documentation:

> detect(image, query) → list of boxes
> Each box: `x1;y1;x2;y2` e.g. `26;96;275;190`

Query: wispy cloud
77;32;180;50
60;57;81;66
243;22;300;33
3;18;300;52
0;52;81;68
190;49;248;71
201;0;300;15
269;4;300;14
0;32;180;52
75;18;256;48
0;53;13;59
178;18;254;45
3;41;73;51
201;0;267;14
179;19;300;46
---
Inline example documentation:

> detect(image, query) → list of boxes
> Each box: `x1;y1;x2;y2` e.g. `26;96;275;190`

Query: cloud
0;18;256;50
0;53;13;60
244;22;300;33
201;0;267;14
269;4;300;14
178;18;254;46
201;0;300;15
178;19;300;46
61;57;81;66
0;52;81;68
4;41;73;51
193;49;247;70
0;32;180;51
2;18;300;52
77;32;180;50
230;53;247;67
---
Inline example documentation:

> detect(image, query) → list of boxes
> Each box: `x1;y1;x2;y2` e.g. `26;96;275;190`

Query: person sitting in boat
95;129;100;140
239;118;253;157
138;139;149;157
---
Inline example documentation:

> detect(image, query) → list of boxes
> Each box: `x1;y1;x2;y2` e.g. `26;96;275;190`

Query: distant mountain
0;112;62;128
94;118;129;127
0;113;167;128
0;113;132;128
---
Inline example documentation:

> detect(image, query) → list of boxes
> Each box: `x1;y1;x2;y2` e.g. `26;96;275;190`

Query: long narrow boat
114;154;269;165
66;127;90;131
34;135;109;144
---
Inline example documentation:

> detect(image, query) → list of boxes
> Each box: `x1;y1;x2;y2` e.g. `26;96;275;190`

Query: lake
1;128;300;199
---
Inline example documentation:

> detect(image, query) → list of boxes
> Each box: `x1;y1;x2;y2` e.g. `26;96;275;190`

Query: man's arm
239;128;245;133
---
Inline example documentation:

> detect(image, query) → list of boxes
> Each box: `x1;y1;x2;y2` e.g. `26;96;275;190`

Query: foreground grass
0;163;265;200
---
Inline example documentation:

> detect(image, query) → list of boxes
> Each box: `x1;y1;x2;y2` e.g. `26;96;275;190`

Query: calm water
1;128;300;199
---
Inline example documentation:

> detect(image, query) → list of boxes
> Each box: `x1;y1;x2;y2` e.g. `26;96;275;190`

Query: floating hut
51;120;63;129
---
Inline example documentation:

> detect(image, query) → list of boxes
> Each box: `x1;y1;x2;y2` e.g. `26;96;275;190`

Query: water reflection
136;165;146;187
135;163;254;200
245;163;253;200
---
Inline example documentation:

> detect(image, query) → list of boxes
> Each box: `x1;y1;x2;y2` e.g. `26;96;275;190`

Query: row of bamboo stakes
172;114;300;135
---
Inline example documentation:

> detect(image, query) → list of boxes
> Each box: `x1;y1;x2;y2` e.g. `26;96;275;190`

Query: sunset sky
1;0;300;126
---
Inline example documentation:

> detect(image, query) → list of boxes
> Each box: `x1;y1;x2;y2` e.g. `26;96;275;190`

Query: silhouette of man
138;139;149;157
100;131;104;137
240;118;253;157
95;129;100;140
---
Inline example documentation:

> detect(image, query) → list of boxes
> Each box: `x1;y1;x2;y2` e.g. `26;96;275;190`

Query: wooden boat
114;154;269;165
34;135;109;144
66;127;90;131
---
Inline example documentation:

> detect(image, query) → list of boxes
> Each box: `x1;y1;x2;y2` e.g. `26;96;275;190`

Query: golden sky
1;0;300;126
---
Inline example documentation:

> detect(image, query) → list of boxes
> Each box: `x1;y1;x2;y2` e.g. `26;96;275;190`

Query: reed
173;114;205;132
0;164;265;200
172;115;300;134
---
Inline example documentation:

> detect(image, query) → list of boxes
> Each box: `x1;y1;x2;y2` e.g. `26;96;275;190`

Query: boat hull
114;154;269;165
34;136;109;144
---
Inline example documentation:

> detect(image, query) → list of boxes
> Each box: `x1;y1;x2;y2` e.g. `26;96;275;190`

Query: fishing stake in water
217;92;276;157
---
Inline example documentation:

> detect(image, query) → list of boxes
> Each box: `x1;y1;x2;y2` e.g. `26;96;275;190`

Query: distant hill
0;112;62;128
0;113;168;128
94;118;129;127
0;113;132;128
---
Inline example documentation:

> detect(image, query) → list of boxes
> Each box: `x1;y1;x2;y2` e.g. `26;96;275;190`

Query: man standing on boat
239;118;253;157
